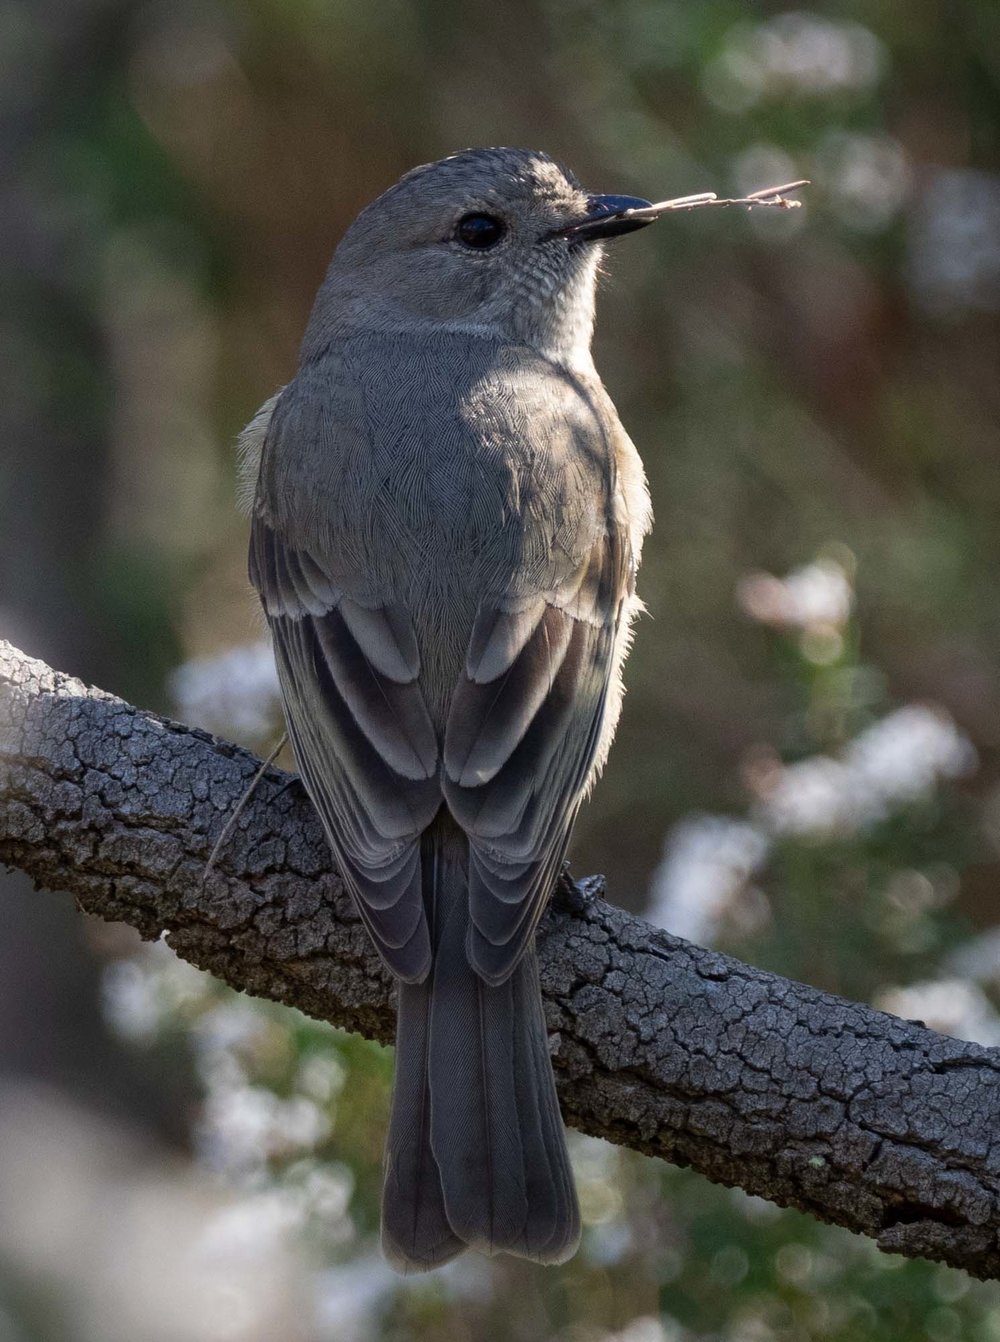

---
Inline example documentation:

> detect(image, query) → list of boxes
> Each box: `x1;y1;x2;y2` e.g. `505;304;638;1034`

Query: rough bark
1;638;999;1279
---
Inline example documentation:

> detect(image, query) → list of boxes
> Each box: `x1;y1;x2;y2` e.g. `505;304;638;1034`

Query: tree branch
2;639;999;1279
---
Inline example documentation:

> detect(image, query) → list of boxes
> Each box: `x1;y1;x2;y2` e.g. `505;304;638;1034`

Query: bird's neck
301;306;598;378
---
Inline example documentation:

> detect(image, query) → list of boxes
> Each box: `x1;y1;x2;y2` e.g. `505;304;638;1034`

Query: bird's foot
554;866;606;913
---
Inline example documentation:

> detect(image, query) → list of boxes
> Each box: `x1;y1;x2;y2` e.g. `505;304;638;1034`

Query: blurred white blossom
572;1133;627;1228
908;169;1000;315
732;554;976;836
586;1220;635;1268
647;816;769;943
817;132;912;232
601;1316;683;1342
946;929;1000;986
297;1052;347;1104
876;978;1000;1047
102;935;210;1040
198;1083;331;1177
102;956;170;1041
649;703;975;940
704;14;884;112
756;705;976;837
190;1001;334;1178
103;946;347;1213
848;705;976;804
197;1163;355;1269
737;556;853;633
314;1256;399;1342
169;640;281;741
754;755;858;835
197;1187;310;1265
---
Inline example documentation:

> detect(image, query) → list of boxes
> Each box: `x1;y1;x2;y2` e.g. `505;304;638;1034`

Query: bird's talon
555;869;605;911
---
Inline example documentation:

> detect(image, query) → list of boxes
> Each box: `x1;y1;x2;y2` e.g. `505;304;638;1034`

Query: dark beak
553;194;654;243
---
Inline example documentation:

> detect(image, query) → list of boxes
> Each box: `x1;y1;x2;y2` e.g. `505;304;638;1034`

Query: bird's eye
455;213;506;249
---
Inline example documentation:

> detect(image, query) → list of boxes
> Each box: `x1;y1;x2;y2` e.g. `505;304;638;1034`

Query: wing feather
465;597;547;683
444;606;574;788
251;517;441;982
443;529;629;985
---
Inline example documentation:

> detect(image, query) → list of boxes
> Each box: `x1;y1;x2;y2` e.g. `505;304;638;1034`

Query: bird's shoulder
249;333;648;612
257;332;622;504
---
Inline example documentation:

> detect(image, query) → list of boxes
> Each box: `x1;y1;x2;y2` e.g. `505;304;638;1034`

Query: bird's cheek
394;254;498;322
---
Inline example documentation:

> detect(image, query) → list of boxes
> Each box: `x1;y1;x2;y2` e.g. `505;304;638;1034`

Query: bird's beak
552;194;655;243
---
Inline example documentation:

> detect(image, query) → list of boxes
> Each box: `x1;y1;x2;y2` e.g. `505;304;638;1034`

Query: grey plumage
244;147;652;1269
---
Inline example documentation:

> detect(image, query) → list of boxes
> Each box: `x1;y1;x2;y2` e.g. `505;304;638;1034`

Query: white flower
908;168;1000;315
756;705;977;837
601;1317;683;1342
758;755;860;836
196;1084;331;1176
102;936;213;1040
876;979;1000;1047
196;1187;307;1265
169;641;282;741
736;558;853;632
846;704;977;807
817;131;911;232
314;1255;398;1342
102;959;165;1041
946;929;1000;985
703;14;884;112
647;815;770;942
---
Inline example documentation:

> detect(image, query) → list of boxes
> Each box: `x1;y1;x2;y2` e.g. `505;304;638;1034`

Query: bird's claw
555;866;606;912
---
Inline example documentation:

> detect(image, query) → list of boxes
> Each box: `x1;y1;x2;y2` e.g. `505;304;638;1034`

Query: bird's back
258;329;624;726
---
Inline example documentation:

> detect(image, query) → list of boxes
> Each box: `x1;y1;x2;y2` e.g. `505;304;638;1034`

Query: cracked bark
1;638;999;1280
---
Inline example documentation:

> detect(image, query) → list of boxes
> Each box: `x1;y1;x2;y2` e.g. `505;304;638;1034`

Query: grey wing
250;518;441;983
443;524;631;986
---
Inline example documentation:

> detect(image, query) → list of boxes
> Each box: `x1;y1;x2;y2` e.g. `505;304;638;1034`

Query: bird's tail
381;820;580;1271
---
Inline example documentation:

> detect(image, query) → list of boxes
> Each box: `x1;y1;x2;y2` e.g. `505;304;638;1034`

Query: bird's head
303;147;651;366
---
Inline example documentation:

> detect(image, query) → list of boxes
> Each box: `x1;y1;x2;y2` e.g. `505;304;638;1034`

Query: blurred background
3;0;1000;1337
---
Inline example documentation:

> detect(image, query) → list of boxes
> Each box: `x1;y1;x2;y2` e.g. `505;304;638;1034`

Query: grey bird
240;147;653;1270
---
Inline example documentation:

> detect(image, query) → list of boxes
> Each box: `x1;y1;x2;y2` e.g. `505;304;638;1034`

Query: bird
240;147;653;1271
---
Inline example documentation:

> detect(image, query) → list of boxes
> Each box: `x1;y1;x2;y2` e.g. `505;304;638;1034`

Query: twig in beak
623;180;810;221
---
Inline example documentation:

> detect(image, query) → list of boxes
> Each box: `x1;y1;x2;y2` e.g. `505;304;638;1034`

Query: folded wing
443;528;630;985
250;519;441;982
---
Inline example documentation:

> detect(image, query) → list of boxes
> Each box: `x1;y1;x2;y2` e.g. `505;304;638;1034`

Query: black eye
455;213;506;249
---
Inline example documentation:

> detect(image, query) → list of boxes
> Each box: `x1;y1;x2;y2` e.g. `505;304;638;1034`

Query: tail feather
381;822;580;1269
510;939;581;1261
428;892;530;1252
381;977;464;1271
